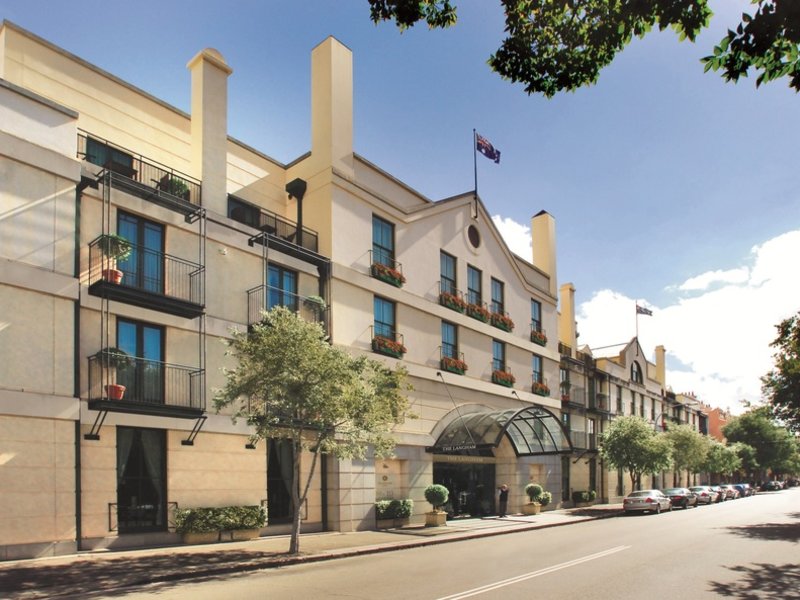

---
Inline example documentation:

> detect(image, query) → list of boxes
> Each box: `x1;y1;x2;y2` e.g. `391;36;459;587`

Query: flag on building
476;133;501;164
636;305;653;316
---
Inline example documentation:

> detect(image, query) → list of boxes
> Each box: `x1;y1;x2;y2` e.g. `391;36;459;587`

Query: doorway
433;462;496;518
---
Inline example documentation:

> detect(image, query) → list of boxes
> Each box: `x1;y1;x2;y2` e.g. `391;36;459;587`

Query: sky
2;0;798;414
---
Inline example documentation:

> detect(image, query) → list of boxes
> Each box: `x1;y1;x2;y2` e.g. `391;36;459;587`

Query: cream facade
1;22;571;559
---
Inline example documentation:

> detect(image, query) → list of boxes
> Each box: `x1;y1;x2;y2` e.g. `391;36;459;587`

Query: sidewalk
0;504;623;599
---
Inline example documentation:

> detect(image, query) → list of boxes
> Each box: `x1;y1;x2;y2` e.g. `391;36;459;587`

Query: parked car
733;483;754;497
720;484;740;499
761;480;783;491
663;487;698;509
689;486;716;505
623;490;672;514
709;485;726;502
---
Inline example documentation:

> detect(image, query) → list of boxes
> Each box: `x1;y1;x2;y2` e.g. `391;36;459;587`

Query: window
640;395;645;418
372;215;395;267
531;299;542;331
86;137;134;173
441;321;457;359
467;265;482;305
616;385;623;413
532;354;543;384
117;318;164;404
490;278;504;314
118;212;164;294
373;297;396;340
228;197;260;228
440;251;457;295
267;265;298;312
630;390;636;416
631;360;643;384
492;339;505;372
562;411;570;430
651;398;656;421
560;367;569;386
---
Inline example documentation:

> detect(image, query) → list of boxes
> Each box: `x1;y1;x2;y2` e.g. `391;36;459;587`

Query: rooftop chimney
559;283;577;349
655;345;666;386
532;210;557;298
187;48;232;214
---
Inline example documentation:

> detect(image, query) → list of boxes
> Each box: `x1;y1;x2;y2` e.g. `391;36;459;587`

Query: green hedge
175;505;267;534
571;490;597;503
375;499;413;520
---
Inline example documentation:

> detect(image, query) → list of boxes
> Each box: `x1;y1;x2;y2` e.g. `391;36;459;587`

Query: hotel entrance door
433;462;496;518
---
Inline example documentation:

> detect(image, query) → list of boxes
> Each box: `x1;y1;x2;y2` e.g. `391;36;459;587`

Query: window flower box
532;381;550;397
439;291;466;313
371;262;405;288
440;356;468;375
491;312;515;332
492;369;515;387
372;335;407;358
530;329;548;346
466;303;491;323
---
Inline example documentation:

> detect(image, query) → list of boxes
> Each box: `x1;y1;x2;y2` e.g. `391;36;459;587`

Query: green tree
214;306;412;555
703;439;742;480
665;423;709;486
731;442;759;479
762;310;800;432
723;407;795;480
368;1;800;97
600;416;672;490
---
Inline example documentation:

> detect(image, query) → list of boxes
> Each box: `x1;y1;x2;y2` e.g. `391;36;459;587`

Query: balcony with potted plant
440;351;468;376
371;328;407;359
490;309;515;333
438;285;467;314
370;252;405;288
531;377;550;398
466;301;491;324
530;323;548;346
491;367;515;388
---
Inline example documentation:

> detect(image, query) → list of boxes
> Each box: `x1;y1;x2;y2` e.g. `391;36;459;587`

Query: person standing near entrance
497;484;509;517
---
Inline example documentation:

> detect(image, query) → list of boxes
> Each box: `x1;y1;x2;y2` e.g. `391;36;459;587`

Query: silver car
623;489;672;514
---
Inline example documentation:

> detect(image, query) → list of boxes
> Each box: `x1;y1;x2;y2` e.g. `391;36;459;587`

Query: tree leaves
762;311;800;432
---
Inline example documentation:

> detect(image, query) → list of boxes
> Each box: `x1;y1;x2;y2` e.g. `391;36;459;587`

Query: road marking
435;545;631;600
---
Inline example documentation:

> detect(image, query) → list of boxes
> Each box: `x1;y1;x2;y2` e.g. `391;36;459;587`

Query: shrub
524;483;544;503
376;499;413;520
540;491;552;507
424;484;449;511
571;490;596;503
174;505;266;534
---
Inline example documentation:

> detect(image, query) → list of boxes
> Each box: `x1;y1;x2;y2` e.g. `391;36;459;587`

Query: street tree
703;439;742;480
731;442;759;479
762;310;800;432
665;423;709;486
368;1;800;97
214;306;412;555
723;407;796;480
600;416;672;490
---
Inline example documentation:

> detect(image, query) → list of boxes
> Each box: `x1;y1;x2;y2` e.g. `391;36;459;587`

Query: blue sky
3;0;798;411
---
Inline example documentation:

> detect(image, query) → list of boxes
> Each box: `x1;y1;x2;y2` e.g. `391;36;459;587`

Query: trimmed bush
524;483;544;502
571;490;596;503
424;484;449;511
540;491;552;507
174;505;266;534
375;499;413;520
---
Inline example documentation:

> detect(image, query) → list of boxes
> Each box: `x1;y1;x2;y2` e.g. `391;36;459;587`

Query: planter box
466;304;490;323
532;385;550;397
522;503;541;515
490;314;514;332
371;263;404;288
372;338;405;359
492;371;515;387
229;528;261;541
425;511;447;527
376;517;410;530
182;531;219;545
439;293;466;313
531;332;548;346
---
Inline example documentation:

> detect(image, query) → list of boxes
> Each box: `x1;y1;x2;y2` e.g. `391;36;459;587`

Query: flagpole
472;129;478;219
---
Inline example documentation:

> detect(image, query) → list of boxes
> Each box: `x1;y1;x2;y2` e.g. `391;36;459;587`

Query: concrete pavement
0;504;623;598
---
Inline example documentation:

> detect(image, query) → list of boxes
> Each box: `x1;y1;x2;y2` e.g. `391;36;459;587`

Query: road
112;489;799;600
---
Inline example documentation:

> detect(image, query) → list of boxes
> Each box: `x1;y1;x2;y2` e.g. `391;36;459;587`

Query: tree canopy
702;439;742;478
723;406;798;479
600;415;672;490
368;1;800;96
214;306;411;554
762;310;800;432
665;423;709;485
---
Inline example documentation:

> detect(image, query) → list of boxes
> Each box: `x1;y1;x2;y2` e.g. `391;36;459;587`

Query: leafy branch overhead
368;0;800;96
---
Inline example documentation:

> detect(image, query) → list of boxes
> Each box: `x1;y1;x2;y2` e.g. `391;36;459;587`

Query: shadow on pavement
709;563;800;599
724;522;800;543
0;550;287;599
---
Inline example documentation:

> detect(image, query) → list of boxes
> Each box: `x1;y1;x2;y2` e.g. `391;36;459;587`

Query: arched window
631;361;643;384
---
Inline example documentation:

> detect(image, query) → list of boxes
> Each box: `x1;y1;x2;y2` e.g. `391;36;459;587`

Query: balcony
88;236;204;318
569;430;597;451
531;376;550;397
371;326;406;359
588;393;611;414
490;309;515;333
558;342;573;357
530;323;548;346
88;354;204;418
440;350;468;375
439;284;467;314
78;132;201;210
247;286;328;328
370;251;405;288
565;387;586;409
491;367;515;388
229;195;319;253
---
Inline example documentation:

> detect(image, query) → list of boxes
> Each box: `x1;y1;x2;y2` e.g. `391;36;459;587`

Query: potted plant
372;335;407;358
492;369;515;388
424;484;449;527
532;380;550;397
540;490;553;508
572;490;597;507
371;261;406;287
220;505;267;541
375;498;413;529
98;234;132;284
523;483;544;515
93;347;132;400
174;507;221;545
303;295;326;321
466;303;491;323
439;291;466;313
163;177;190;201
560;381;571;402
440;355;468;375
530;327;548;346
490;312;515;332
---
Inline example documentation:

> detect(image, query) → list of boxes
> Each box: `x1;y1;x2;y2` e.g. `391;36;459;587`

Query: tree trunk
289;439;303;555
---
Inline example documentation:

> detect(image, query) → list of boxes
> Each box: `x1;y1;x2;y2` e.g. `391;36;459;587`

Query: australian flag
636;304;653;316
476;133;501;164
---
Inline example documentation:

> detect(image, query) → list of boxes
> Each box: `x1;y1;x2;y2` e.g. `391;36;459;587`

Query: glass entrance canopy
428;406;572;456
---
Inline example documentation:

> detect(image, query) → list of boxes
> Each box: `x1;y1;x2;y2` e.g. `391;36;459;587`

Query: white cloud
492;215;800;414
492;215;532;259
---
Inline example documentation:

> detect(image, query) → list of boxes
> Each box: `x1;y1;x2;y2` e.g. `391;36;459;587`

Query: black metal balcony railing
78;132;201;207
369;250;405;287
570;430;597;450
531;375;550;397
229;195;319;253
246;286;329;327
440;348;467;375
568;387;586;407
370;325;406;358
88;354;204;414
558;342;573;357
589;393;610;412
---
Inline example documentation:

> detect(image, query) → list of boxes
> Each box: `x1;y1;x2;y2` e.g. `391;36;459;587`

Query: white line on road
435;545;632;600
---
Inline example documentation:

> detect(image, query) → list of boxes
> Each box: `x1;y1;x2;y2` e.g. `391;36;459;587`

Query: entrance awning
427;406;573;456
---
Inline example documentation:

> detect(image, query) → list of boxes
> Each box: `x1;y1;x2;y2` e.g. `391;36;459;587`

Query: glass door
118;212;164;294
117;319;164;404
116;427;166;533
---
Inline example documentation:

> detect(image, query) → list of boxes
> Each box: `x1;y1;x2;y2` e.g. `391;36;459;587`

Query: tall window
373;296;395;339
116;427;166;533
560;367;569;387
117;318;164;404
631;360;643;384
440;251;456;295
651;398;656;420
372;215;395;267
640;395;645;418
616;385;623;413
492;339;505;372
531;299;542;331
490;278;504;314
118;212;164;294
267;265;298;312
630;390;636;416
228;197;260;228
441;321;457;359
467;265;482;305
532;354;543;384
